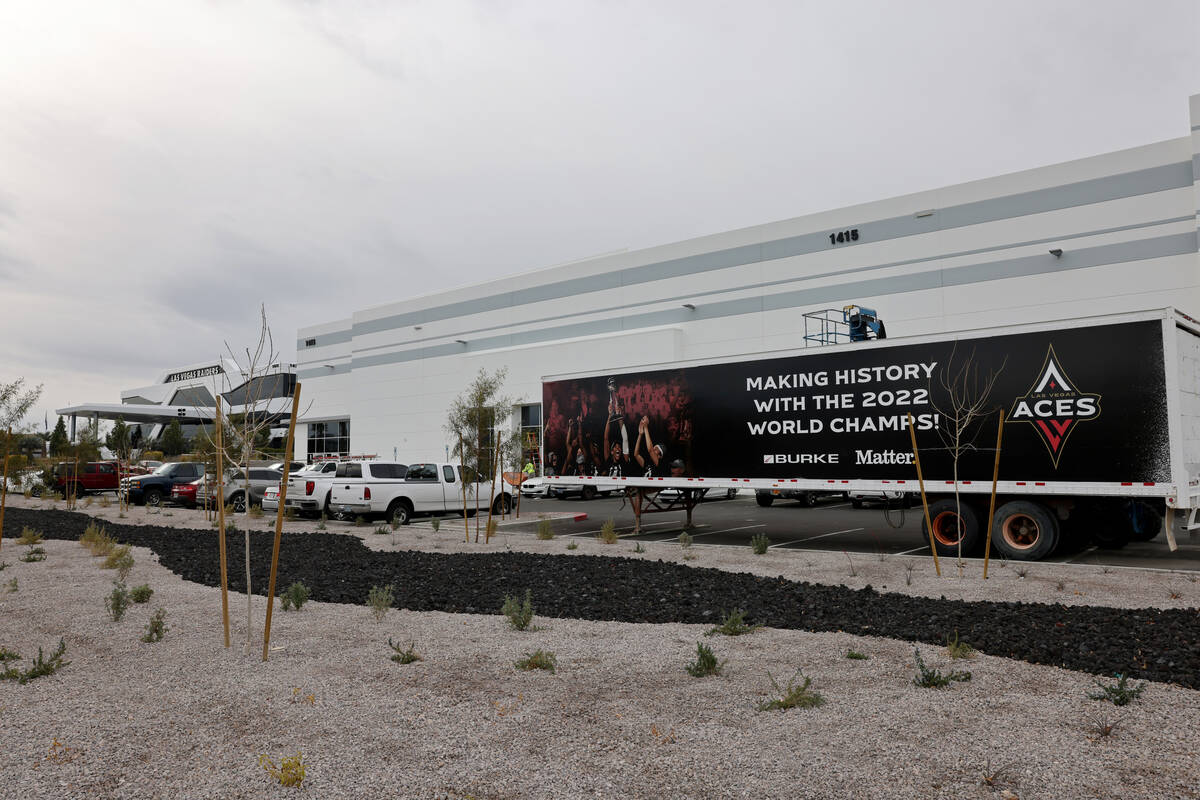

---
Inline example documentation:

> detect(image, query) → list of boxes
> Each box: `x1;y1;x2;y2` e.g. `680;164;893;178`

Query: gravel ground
1;495;1199;798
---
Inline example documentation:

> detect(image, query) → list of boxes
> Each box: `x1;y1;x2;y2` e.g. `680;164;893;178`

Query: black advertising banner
542;320;1170;484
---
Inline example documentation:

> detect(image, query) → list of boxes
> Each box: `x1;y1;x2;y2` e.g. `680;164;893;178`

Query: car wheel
144;488;164;507
231;492;247;513
493;493;512;515
388;499;412;526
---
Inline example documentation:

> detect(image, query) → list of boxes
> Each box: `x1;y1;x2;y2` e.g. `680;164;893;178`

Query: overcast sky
1;0;1197;431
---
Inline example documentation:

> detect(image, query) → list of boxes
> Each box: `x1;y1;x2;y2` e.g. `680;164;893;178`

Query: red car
53;461;120;496
170;478;203;509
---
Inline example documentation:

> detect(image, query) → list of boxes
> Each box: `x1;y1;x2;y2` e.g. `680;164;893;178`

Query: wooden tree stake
263;383;302;661
0;427;11;551
983;409;1006;580
907;412;941;577
216;397;230;648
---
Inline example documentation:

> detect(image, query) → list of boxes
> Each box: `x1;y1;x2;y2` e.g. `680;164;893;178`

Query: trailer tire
992;500;1059;561
755;492;774;507
851;498;864;509
924;499;984;557
1127;501;1162;542
800;492;817;508
581;485;597;501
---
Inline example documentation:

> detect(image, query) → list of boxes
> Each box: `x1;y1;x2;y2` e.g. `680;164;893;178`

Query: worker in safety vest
522;461;536;479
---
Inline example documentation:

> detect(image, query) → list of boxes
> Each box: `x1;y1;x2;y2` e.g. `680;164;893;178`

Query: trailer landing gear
630;488;704;535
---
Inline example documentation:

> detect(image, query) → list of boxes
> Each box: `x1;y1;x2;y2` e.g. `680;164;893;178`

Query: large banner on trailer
541;320;1170;483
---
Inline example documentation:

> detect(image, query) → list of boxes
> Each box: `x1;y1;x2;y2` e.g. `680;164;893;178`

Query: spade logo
1008;345;1101;467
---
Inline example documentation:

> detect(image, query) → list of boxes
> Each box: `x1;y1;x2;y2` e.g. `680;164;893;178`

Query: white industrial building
294;94;1200;467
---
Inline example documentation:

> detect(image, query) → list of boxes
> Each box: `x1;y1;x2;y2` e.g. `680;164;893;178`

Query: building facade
294;94;1200;469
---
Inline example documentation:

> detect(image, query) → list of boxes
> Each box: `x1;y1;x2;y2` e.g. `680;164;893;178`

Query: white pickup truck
330;461;513;525
283;460;342;517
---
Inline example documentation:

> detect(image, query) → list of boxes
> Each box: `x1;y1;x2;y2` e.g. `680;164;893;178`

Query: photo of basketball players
541;370;694;480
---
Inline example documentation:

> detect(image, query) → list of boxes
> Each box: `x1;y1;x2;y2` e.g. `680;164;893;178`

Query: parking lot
515;491;1200;572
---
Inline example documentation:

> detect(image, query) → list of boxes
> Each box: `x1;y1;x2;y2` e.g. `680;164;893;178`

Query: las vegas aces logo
1008;345;1101;468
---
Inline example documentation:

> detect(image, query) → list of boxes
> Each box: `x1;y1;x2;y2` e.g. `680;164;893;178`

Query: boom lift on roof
802;305;887;346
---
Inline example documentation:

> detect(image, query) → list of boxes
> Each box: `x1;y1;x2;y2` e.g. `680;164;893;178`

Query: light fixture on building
414;325;423;331
322;364;336;370
915;209;935;218
455;339;467;345
1049;248;1063;258
682;303;696;310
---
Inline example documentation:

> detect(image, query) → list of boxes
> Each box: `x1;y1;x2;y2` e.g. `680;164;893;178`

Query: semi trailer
541;307;1200;561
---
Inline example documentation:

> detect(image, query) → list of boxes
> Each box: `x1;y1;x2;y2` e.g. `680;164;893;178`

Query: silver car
197;468;283;512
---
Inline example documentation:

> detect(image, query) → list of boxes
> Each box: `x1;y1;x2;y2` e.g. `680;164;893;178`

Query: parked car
52;461;120;496
122;462;206;507
331;461;511;525
548;477;620;501
519;477;550;498
660;486;739;502
755;489;847;507
262;484;280;513
196;467;283;511
170;478;204;509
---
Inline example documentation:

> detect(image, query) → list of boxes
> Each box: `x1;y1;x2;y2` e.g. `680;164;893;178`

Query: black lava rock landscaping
6;507;1199;688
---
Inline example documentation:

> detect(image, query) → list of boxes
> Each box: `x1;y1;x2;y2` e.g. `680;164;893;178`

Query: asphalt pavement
512;491;1200;572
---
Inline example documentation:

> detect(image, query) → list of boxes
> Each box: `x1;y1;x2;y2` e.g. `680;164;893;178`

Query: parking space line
893;546;929;556
770;527;864;548
665;524;765;541
1053;546;1099;564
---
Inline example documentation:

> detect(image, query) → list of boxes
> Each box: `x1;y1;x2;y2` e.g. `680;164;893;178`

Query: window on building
308;419;350;460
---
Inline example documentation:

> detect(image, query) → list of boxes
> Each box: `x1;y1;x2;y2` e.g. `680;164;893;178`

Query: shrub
367;584;394;622
913;647;971;688
945;630;976;660
105;583;130;621
248;504;263;519
632;542;646;553
565;542;578;550
102;545;134;579
846;650;869;660
0;561;6;570
501;589;534;631
17;527;42;545
535;519;554;540
20;546;46;563
685;642;724;677
706;609;762;637
388;638;423;664
372;525;389;536
354;516;366;527
98;496;111;508
514;649;556;673
598;518;618;544
141;608;168;643
750;533;770;554
1086;713;1121;739
757;670;825;711
430;518;440;533
1088;674;1147;706
678;531;693;549
0;639;70;684
316;514;327;531
280;582;310;611
130;584;153;604
259;752;307;787
4;578;16;593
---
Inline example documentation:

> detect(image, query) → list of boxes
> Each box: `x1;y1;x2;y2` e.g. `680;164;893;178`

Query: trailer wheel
800;492;817;508
923;499;983;557
1127;501;1162;542
580;485;597;501
992;500;1059;561
755;492;774;507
